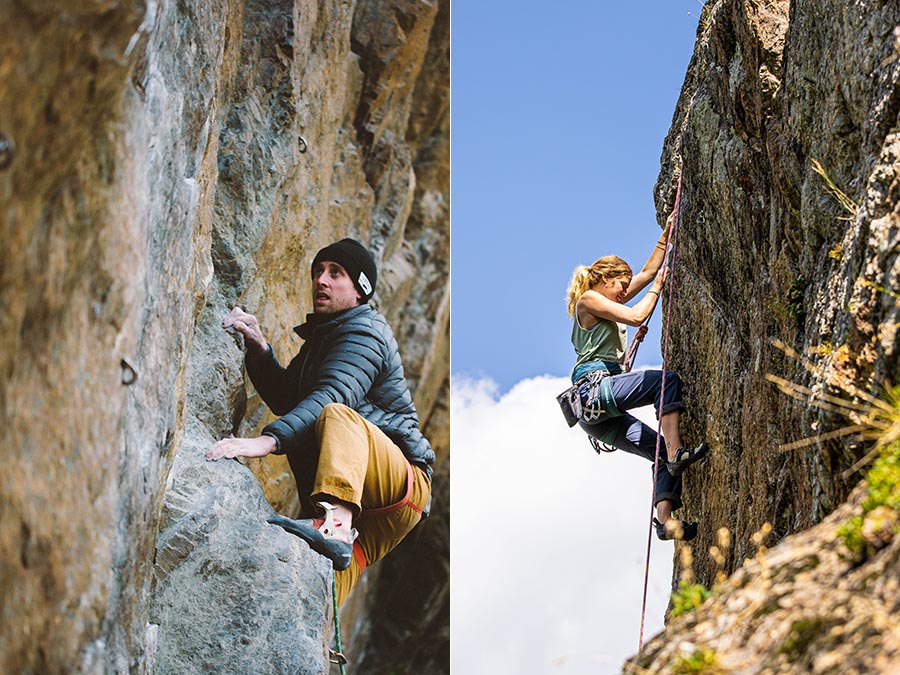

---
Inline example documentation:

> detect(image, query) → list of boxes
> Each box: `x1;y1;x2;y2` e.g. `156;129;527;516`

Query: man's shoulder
336;305;393;334
319;306;397;356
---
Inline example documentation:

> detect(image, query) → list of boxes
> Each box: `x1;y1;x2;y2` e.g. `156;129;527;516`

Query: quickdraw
556;371;610;427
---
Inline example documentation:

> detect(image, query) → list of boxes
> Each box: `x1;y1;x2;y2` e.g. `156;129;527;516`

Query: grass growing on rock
769;275;808;330
766;341;900;562
672;647;722;674
766;341;900;458
670;581;714;618
786;275;807;329
778;616;828;656
837;440;900;562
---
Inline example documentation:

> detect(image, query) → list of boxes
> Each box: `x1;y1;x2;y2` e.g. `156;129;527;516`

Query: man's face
311;260;362;314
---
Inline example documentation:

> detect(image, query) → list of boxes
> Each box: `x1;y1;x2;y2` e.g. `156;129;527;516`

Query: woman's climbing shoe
267;502;357;571
653;517;698;542
666;442;709;477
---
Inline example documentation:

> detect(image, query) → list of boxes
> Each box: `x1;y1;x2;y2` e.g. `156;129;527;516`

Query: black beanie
311;238;378;302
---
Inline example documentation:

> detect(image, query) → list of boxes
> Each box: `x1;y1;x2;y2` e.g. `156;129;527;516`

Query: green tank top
571;315;627;372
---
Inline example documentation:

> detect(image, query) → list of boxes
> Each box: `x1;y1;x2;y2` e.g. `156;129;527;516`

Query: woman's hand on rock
656;266;669;289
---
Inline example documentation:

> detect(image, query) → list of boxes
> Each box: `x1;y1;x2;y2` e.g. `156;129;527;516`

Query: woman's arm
623;212;674;302
578;277;663;327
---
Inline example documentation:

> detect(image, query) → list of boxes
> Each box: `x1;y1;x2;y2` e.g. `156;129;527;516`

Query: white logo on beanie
358;271;373;295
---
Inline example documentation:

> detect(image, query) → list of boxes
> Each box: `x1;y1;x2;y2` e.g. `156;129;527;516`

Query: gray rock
150;434;332;675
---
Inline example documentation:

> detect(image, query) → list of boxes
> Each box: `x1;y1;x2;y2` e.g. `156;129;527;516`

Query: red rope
637;171;683;652
623;318;651;373
623;194;676;372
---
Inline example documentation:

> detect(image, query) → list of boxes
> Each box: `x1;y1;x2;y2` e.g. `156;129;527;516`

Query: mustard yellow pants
312;403;431;605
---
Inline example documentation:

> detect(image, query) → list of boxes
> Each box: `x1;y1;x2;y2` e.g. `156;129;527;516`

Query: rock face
630;0;900;670
0;1;448;673
655;0;900;579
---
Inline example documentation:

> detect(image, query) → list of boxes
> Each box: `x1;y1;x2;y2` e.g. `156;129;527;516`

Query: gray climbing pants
578;369;686;509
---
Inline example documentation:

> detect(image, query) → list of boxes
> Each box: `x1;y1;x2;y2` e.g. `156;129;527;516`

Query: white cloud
451;374;677;675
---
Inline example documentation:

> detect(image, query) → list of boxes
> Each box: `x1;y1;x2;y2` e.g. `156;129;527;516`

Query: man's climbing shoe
653;517;698;542
267;502;357;571
666;442;709;477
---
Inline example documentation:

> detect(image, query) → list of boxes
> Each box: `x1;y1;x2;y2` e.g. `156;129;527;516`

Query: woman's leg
580;413;683;517
656;499;673;523
660;411;681;460
606;370;686;462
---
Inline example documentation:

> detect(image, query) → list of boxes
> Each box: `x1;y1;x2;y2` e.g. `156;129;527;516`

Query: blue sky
451;5;705;672
452;1;703;391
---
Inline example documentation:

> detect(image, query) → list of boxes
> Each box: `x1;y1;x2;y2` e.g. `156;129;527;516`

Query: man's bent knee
316;402;358;433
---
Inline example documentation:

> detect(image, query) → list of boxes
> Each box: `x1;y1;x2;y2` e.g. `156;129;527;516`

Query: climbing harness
637;170;683;653
580;370;617;423
330;570;348;673
556;369;623;453
556;370;621;426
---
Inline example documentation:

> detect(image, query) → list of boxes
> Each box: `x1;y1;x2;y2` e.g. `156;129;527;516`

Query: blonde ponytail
565;255;633;317
566;266;592;317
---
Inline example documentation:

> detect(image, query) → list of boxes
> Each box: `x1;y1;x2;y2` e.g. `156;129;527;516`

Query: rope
332;570;348;674
637;170;683;652
623;317;651;373
623;194;676;372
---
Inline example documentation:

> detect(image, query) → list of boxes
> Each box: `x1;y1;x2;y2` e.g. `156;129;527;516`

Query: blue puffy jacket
246;304;435;478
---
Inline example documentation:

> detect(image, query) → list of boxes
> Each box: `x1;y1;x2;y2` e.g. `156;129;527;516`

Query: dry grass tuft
859;278;900;301
766;339;900;476
810;158;858;219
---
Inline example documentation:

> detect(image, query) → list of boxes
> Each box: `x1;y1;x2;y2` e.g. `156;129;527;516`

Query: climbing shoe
666;442;709;477
653;517;698;542
267;502;357;571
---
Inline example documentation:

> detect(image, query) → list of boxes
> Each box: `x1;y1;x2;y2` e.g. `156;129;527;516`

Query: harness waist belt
364;463;423;517
353;463;424;572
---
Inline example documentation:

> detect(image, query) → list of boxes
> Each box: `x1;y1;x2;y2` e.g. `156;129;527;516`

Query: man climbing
205;238;434;604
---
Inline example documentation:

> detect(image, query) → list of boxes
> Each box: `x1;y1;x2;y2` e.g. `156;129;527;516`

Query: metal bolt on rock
121;357;139;385
0;133;15;170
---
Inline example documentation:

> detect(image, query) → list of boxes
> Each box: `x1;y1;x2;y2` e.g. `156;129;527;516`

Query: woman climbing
565;214;708;541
